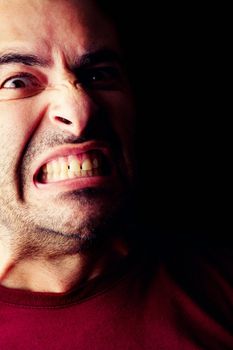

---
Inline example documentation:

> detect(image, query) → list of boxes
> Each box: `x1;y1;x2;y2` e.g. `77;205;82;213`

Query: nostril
55;116;72;125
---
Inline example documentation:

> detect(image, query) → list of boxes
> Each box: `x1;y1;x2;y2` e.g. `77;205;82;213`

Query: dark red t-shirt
1;237;233;349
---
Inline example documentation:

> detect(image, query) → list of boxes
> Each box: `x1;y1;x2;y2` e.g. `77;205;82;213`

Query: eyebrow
0;49;122;69
73;49;122;68
0;53;49;67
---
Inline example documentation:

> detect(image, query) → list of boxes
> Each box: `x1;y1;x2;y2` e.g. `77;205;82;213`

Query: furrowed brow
0;52;49;67
73;49;123;69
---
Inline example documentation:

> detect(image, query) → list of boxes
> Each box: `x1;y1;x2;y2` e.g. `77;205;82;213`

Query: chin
18;185;135;255
29;205;123;255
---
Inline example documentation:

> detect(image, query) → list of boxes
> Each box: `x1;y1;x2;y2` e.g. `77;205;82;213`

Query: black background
120;3;225;236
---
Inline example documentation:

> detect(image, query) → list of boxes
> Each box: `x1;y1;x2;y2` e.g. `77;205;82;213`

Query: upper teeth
41;154;101;183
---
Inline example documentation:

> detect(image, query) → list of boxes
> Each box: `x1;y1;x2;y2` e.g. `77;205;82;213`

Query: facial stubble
0;133;134;257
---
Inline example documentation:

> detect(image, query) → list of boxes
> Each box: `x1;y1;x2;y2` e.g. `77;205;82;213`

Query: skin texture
0;0;136;292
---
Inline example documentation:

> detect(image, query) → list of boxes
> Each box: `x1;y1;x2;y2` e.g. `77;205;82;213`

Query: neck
0;235;130;293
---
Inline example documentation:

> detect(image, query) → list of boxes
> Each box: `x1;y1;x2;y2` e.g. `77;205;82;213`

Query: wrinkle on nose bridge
46;79;78;92
45;78;99;137
46;80;94;108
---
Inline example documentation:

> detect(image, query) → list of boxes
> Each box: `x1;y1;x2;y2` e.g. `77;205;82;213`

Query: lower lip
34;175;112;192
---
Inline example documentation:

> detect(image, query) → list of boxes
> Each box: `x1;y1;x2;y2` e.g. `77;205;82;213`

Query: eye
1;73;40;89
0;73;44;101
78;66;121;90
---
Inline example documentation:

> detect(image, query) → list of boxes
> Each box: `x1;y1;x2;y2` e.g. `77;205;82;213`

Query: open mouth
36;150;111;184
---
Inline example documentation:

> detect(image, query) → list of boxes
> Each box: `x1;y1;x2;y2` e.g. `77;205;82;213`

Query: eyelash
0;66;121;92
77;66;121;89
1;73;40;89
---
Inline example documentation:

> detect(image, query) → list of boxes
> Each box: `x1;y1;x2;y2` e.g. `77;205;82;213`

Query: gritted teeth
37;151;108;183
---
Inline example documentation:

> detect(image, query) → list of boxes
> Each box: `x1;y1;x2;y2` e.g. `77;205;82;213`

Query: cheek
101;93;136;177
112;96;136;160
99;91;136;141
0;100;40;146
0;104;24;149
0;100;40;175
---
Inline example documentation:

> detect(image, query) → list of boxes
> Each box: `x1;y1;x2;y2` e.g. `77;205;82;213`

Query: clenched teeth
39;153;103;183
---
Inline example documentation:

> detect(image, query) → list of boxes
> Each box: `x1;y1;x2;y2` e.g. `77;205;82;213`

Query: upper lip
32;140;113;182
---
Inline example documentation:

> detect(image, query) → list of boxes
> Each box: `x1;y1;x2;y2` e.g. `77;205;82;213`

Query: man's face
0;0;135;250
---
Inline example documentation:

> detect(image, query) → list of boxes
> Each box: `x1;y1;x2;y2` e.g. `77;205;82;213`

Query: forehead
0;0;119;62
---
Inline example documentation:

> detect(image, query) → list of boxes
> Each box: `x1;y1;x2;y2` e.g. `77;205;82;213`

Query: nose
46;82;99;137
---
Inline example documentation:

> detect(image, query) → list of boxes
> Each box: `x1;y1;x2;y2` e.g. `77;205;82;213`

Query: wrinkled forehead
0;0;119;61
